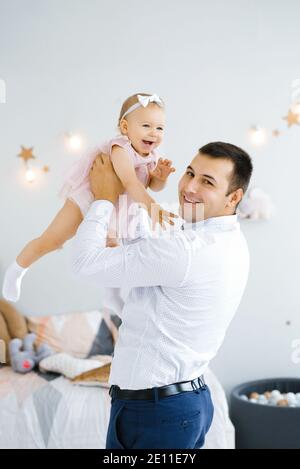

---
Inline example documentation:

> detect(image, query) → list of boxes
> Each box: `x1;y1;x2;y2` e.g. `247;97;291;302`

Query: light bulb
67;134;82;151
25;169;36;183
249;126;266;146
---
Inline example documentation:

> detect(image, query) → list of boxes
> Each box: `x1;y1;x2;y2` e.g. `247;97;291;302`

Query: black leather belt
109;375;206;400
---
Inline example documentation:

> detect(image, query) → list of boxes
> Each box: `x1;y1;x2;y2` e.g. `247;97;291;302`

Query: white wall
1;0;300;393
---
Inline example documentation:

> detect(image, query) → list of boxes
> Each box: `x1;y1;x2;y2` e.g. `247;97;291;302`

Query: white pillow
39;353;108;379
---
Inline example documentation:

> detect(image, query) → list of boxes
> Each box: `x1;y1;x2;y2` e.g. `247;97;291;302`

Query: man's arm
72;200;190;289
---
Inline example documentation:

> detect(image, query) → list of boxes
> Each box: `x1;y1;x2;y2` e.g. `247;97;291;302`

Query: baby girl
3;92;176;302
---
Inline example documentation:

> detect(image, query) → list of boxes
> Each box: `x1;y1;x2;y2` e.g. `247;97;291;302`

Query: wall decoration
17;146;36;163
249;126;267;146
17;145;49;184
282;109;300;128
64;133;83;151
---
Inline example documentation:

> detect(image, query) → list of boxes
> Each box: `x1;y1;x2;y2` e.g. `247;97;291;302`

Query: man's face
178;153;238;222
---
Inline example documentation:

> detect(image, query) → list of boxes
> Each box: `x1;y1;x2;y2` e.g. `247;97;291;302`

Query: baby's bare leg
2;200;82;302
17;199;83;268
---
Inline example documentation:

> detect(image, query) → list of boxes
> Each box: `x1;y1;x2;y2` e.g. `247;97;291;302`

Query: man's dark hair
199;142;253;195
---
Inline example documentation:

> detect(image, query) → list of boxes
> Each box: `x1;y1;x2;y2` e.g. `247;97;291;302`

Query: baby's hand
150;204;178;230
149;158;176;182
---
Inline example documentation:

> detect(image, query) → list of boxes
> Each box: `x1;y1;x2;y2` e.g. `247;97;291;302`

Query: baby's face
121;104;165;156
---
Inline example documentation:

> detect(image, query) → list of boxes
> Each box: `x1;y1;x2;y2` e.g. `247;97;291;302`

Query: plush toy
0;299;28;364
9;332;53;373
0;298;53;373
238;187;274;221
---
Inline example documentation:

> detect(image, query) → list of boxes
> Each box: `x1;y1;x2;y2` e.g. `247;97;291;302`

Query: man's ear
119;118;128;135
227;188;244;209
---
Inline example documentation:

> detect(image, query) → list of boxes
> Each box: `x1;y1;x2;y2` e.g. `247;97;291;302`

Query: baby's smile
142;139;155;148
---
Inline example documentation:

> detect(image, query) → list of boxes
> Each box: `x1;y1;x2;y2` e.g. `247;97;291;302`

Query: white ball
287;393;297;405
249;398;258;404
240;394;248;401
269;395;281;405
257;395;268;404
271;390;281;397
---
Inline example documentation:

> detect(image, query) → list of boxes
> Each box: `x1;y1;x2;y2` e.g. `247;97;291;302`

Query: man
72;141;253;449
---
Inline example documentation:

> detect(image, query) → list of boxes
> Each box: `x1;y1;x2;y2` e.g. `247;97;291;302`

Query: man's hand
89;153;124;204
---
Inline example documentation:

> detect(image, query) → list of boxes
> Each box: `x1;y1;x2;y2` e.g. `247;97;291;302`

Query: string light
25;168;36;183
66;133;83;151
249;126;267;146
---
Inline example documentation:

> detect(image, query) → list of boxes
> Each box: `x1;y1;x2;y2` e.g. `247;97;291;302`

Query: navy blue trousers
106;385;214;449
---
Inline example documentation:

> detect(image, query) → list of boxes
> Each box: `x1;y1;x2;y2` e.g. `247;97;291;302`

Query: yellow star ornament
283;110;300;128
17;146;36;163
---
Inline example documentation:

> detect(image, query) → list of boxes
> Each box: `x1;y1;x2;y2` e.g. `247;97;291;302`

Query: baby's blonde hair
118;92;165;127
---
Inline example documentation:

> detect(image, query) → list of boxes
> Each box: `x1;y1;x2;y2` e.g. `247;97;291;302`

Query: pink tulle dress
59;135;159;236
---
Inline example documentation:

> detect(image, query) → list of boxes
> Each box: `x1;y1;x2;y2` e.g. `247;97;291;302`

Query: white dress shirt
72;200;250;390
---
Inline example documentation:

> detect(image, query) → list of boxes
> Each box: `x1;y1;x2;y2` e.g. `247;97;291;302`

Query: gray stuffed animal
9;332;53;373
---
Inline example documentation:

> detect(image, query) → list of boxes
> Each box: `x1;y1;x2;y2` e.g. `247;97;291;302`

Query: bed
0;364;234;449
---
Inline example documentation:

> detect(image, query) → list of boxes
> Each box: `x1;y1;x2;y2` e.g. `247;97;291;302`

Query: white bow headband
120;94;163;120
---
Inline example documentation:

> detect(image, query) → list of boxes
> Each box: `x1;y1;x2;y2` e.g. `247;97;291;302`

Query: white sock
2;261;29;302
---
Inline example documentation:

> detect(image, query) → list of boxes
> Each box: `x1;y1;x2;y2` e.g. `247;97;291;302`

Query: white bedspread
0;366;234;449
